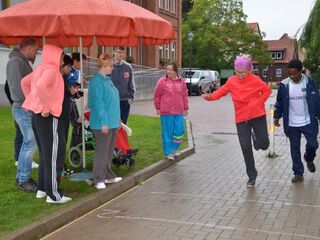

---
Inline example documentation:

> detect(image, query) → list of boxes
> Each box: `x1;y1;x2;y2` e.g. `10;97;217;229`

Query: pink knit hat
234;55;253;71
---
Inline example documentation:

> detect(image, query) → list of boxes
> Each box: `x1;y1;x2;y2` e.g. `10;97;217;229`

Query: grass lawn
0;106;188;238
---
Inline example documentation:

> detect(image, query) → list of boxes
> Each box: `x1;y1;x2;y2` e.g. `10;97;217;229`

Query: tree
299;0;320;82
182;0;270;70
182;0;193;20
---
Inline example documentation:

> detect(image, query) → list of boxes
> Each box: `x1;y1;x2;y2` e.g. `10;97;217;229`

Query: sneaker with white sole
32;161;39;169
46;196;72;204
166;154;175;160
105;177;122;184
95;182;106;189
36;190;47;198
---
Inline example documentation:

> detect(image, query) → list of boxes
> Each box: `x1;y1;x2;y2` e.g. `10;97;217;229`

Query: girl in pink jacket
21;44;71;204
154;62;189;160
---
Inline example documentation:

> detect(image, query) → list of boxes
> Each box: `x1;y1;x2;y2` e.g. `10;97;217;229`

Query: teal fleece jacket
88;73;120;130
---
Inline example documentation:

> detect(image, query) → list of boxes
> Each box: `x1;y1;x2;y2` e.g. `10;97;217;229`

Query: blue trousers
287;124;318;176
120;100;130;125
160;115;185;155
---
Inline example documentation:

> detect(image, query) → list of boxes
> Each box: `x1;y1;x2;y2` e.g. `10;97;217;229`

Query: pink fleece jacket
21;44;64;117
153;76;189;115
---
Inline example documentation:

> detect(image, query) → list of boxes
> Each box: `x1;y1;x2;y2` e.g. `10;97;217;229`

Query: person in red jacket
202;55;271;188
154;62;189;160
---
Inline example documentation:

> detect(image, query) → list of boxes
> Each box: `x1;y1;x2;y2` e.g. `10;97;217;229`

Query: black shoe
307;162;316;173
17;179;38;192
291;175;304;183
246;179;256;188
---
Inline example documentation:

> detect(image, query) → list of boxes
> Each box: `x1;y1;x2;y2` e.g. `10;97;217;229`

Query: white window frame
271;52;276;60
276;68;282;78
159;0;164;9
171;42;176;60
277;52;283;60
263;69;267;78
171;0;175;13
159;45;164;59
165;44;170;60
165;0;169;11
253;68;259;75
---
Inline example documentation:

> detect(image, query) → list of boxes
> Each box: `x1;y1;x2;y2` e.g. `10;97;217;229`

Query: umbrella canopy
0;0;174;47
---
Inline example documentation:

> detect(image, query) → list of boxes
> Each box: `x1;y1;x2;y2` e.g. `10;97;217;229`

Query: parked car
181;69;214;95
210;70;221;90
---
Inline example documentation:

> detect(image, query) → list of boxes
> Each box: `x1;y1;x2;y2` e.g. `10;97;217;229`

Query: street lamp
187;32;194;86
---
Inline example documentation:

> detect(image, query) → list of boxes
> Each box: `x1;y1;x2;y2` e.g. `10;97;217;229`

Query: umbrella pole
69;36;92;181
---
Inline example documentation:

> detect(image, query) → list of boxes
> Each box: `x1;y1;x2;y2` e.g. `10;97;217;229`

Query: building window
263;69;267;78
277;52;283;60
171;0;175;13
171;42;176;60
253;68;259;75
271;52;276;60
159;45;164;59
165;0;169;11
165;44;170;60
159;0;164;9
276;68;282;78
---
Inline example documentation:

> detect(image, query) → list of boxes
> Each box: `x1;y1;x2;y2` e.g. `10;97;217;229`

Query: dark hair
63;54;73;66
167;61;179;76
287;59;303;71
20;38;38;49
71;52;87;62
115;46;125;51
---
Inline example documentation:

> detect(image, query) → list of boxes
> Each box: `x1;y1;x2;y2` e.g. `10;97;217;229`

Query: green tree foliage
300;0;320;80
182;0;270;70
182;0;193;20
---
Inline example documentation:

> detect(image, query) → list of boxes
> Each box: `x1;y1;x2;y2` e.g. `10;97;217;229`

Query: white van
210;70;220;90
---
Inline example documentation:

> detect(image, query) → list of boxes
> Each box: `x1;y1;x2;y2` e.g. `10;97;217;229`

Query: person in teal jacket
88;53;122;190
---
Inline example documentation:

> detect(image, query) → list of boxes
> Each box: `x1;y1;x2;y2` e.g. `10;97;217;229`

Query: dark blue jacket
274;75;320;136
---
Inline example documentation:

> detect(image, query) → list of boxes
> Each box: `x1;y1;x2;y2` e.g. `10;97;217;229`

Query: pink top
153;76;188;115
21;44;64;117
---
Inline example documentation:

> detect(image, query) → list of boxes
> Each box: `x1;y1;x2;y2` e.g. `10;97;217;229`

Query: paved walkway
42;93;320;240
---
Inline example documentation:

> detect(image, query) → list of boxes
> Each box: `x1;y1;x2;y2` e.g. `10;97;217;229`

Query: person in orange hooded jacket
21;44;72;204
202;55;271;188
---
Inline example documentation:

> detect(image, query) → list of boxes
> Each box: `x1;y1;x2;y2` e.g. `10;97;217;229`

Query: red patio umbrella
0;0;174;178
0;0;174;47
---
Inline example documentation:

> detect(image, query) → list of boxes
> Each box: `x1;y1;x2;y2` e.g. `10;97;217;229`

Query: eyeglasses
235;70;248;76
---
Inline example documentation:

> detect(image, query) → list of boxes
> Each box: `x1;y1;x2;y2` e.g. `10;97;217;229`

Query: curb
1;120;195;240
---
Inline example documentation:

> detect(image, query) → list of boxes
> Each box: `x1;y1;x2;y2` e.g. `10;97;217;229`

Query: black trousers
32;114;66;201
236;115;270;180
120;100;130;124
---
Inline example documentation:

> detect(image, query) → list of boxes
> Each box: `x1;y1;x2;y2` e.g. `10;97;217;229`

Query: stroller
68;110;138;169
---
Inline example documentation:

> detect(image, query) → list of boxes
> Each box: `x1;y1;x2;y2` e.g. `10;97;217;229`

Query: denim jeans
12;106;37;183
287;124;318;176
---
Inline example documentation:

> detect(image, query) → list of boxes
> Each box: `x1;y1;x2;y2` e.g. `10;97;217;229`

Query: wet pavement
42;92;320;240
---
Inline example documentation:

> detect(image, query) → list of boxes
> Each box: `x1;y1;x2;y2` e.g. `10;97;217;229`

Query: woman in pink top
21;44;71;204
154;62;189;160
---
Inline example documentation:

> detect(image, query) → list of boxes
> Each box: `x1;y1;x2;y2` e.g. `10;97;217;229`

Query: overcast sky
242;0;316;40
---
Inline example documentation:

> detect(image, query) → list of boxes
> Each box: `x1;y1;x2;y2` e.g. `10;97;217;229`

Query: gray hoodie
6;48;33;107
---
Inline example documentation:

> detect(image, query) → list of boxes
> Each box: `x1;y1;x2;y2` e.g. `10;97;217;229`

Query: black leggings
236;115;269;180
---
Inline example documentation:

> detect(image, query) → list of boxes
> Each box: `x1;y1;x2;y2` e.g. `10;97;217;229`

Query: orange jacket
21;44;64;117
207;73;271;123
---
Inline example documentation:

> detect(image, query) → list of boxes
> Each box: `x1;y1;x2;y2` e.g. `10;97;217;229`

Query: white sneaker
32;161;39;169
166;154;175;160
36;190;47;198
95;182;106;189
105;177;122;184
46;196;72;204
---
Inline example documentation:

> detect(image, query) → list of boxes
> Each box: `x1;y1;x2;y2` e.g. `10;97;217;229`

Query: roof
264;33;296;63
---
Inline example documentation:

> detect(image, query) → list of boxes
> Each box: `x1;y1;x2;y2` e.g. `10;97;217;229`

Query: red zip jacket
207;73;271;123
154;76;189;115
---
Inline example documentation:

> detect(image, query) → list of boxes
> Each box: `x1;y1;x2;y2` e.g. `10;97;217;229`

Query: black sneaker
291;175;304;183
17;179;38;192
306;162;316;173
246;179;255;188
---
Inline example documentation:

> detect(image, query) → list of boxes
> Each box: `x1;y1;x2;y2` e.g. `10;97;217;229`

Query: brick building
0;0;182;68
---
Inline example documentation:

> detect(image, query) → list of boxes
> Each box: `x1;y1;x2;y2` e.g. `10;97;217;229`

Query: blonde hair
98;53;113;68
